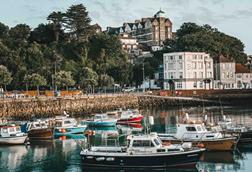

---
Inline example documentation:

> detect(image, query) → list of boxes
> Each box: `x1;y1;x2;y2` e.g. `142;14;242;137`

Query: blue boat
84;114;117;127
54;116;87;137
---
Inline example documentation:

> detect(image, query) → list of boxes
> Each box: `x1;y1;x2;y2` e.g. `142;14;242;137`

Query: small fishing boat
216;115;252;144
22;120;54;140
80;133;205;169
85;114;117;127
0;124;27;145
117;109;143;124
159;114;237;151
54;116;87;137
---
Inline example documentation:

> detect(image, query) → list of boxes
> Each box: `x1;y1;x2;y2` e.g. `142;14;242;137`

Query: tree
63;4;93;41
0;65;12;91
54;70;75;90
0;22;9;39
24;73;47;95
47;11;64;42
79;67;98;92
29;24;55;44
9;24;31;41
99;74;114;87
165;22;247;63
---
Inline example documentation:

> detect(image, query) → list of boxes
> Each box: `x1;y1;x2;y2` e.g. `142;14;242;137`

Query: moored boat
0;124;27;145
159;114;236;151
22;120;54;140
211;115;252;144
80;133;205;169
54;116;87;137
85;114;117;127
117;109;143;124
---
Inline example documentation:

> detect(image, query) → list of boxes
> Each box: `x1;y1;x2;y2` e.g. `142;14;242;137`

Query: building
163;52;214;90
214;55;236;89
118;33;138;53
235;63;252;89
107;10;172;46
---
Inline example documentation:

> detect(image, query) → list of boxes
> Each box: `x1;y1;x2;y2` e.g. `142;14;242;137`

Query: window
177;82;182;89
168;63;174;70
179;72;183;79
197;126;202;131
199;82;203;88
178;62;183;69
153;139;161;146
193;82;197;88
198;62;203;69
193;72;197;78
192;62;197;69
164;64;167;70
133;140;154;147
168;72;174;79
193;55;197;59
207;62;211;69
200;72;203;78
179;55;182;60
199;55;203;59
169;56;174;60
64;121;72;124
186;127;196;131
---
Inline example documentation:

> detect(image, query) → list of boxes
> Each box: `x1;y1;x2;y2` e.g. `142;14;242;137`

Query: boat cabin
127;133;184;153
176;123;223;140
94;114;109;121
55;117;77;128
26;121;48;131
0;125;23;137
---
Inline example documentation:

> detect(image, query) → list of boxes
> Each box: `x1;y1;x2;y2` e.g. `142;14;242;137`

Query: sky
0;0;252;54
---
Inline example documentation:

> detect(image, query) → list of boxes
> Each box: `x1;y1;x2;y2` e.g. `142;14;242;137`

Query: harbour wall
0;92;252;120
0;94;139;120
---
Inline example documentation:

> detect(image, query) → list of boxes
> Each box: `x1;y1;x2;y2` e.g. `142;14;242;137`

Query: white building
119;33;138;53
213;56;236;89
235;63;252;89
163;52;214;90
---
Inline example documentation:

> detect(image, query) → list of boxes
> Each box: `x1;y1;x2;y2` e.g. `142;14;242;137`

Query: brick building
107;10;172;46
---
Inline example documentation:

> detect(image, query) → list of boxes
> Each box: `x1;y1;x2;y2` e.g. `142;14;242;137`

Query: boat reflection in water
0;145;28;171
198;151;244;171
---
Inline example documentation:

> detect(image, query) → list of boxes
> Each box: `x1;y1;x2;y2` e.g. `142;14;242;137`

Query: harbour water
1;106;252;172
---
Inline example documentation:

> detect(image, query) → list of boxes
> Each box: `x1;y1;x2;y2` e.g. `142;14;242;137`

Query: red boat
116;110;144;124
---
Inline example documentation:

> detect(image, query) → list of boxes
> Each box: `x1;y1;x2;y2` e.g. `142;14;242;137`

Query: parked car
122;87;136;92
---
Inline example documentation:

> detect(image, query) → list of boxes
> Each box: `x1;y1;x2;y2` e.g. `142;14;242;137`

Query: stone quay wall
0;94;139;120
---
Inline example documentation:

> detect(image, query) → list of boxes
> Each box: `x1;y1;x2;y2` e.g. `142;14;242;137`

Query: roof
215;55;234;63
235;63;250;73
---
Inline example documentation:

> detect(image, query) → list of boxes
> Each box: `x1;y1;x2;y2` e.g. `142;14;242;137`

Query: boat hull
0;135;27;145
54;127;86;137
80;149;204;169
162;138;236;151
117;116;144;124
86;121;116;127
28;128;54;140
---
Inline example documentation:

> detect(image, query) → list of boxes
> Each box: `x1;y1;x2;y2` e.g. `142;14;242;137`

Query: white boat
0;125;27;145
80;132;205;169
158;113;236;151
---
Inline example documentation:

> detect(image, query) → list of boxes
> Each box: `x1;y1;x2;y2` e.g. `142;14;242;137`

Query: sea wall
0;92;251;120
0;94;139;120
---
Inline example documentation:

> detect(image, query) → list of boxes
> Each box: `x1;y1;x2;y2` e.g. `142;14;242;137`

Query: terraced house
107;10;173;46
